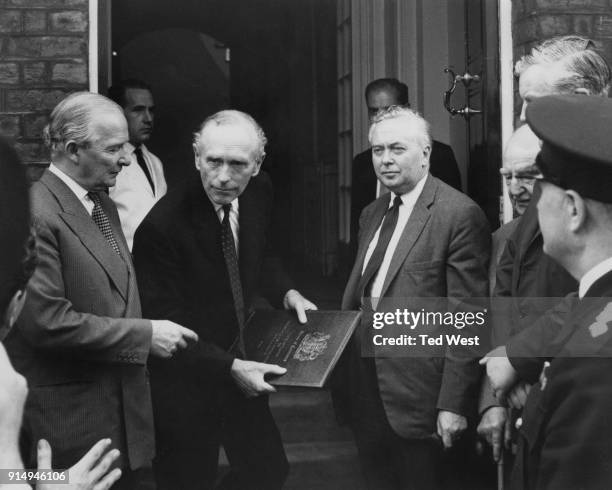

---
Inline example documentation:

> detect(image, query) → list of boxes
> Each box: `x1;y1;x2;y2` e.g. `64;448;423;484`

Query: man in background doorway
350;78;462;254
108;79;167;251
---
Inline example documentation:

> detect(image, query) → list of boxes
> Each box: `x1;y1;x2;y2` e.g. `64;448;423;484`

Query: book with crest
243;309;361;388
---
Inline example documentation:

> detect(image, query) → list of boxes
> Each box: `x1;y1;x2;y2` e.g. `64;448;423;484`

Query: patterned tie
88;192;122;256
134;146;155;193
221;203;246;356
358;195;403;297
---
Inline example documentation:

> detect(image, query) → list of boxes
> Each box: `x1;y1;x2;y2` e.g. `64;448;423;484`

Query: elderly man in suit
5;92;197;490
133;109;317;490
0;137;126;489
336;106;490;490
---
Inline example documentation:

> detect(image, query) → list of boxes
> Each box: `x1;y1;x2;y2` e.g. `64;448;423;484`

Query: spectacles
500;168;542;185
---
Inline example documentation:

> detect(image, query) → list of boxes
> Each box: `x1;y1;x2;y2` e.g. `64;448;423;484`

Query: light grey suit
6;170;154;471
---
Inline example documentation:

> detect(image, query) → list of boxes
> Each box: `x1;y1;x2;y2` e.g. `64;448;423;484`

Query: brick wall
0;0;89;175
512;0;612;68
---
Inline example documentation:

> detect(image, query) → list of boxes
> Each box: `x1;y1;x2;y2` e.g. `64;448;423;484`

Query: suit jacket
511;270;612;490
109;143;167;251
350;140;462;252
489;218;519;295
133;172;293;449
6;170;154;470
492;186;578;383
493;187;577;340
340;175;490;438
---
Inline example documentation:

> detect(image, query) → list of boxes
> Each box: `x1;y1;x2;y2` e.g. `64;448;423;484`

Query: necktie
221;203;246;356
358;195;403;297
134;146;155;193
88;192;122;256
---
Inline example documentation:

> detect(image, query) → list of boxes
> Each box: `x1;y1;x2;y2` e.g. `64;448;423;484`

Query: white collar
125;142;148;154
579;256;612;298
212;198;240;216
49;163;89;202
389;172;428;208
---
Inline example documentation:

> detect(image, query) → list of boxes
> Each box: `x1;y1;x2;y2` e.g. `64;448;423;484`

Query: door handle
443;68;483;119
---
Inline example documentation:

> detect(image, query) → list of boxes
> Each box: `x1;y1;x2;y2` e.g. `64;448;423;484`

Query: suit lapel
515;186;542;291
189;179;223;263
41;172;129;302
378;176;435;298
238;183;266;292
343;195;390;307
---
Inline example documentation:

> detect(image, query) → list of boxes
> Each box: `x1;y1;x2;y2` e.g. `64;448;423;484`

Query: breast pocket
396;260;445;296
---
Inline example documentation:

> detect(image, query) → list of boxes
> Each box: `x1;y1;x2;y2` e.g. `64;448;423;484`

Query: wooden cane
497;446;504;490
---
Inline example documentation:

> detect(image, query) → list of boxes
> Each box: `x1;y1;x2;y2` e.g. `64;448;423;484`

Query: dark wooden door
465;0;502;228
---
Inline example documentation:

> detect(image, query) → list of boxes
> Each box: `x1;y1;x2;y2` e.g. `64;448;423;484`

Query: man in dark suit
486;95;612;489
133;110;317;490
350;78;462;254
337;106;489;489
5;92;198;489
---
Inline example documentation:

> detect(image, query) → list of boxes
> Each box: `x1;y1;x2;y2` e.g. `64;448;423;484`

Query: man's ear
565;190;587;232
193;143;200;169
422;145;432;166
251;154;265;177
64;140;79;162
2;290;26;335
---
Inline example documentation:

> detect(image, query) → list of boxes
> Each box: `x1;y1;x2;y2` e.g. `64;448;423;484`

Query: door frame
88;0;99;92
499;0;514;224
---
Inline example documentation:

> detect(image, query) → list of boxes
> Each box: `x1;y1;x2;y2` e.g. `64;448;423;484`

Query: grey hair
515;35;611;96
43;91;124;150
193;110;267;164
367;105;432;149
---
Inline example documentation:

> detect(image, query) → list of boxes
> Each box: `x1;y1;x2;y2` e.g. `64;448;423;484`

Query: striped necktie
358;195;402;297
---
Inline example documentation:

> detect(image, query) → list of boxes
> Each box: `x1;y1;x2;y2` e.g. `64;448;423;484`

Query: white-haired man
5;92;197;489
478;125;541;461
335;106;490;489
133;109;317;490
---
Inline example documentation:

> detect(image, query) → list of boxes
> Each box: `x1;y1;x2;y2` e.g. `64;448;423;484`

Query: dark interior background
112;0;339;278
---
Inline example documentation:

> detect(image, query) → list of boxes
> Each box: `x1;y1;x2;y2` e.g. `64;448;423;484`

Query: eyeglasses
500;168;543;185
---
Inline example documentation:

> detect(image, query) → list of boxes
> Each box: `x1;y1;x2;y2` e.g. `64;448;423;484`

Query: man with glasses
4;92;197;489
477;124;541;462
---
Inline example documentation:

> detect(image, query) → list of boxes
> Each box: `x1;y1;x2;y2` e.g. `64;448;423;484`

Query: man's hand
230;359;286;397
476;406;511;461
479;346;519;403
150;320;198;358
36;438;121;490
283;289;318;324
507;381;531;410
436;410;467;449
0;344;28;469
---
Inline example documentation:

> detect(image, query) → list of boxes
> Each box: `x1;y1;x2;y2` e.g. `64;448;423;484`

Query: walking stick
497;446;504;490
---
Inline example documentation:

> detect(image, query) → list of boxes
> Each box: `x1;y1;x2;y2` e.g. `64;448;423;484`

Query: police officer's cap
526;94;612;203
